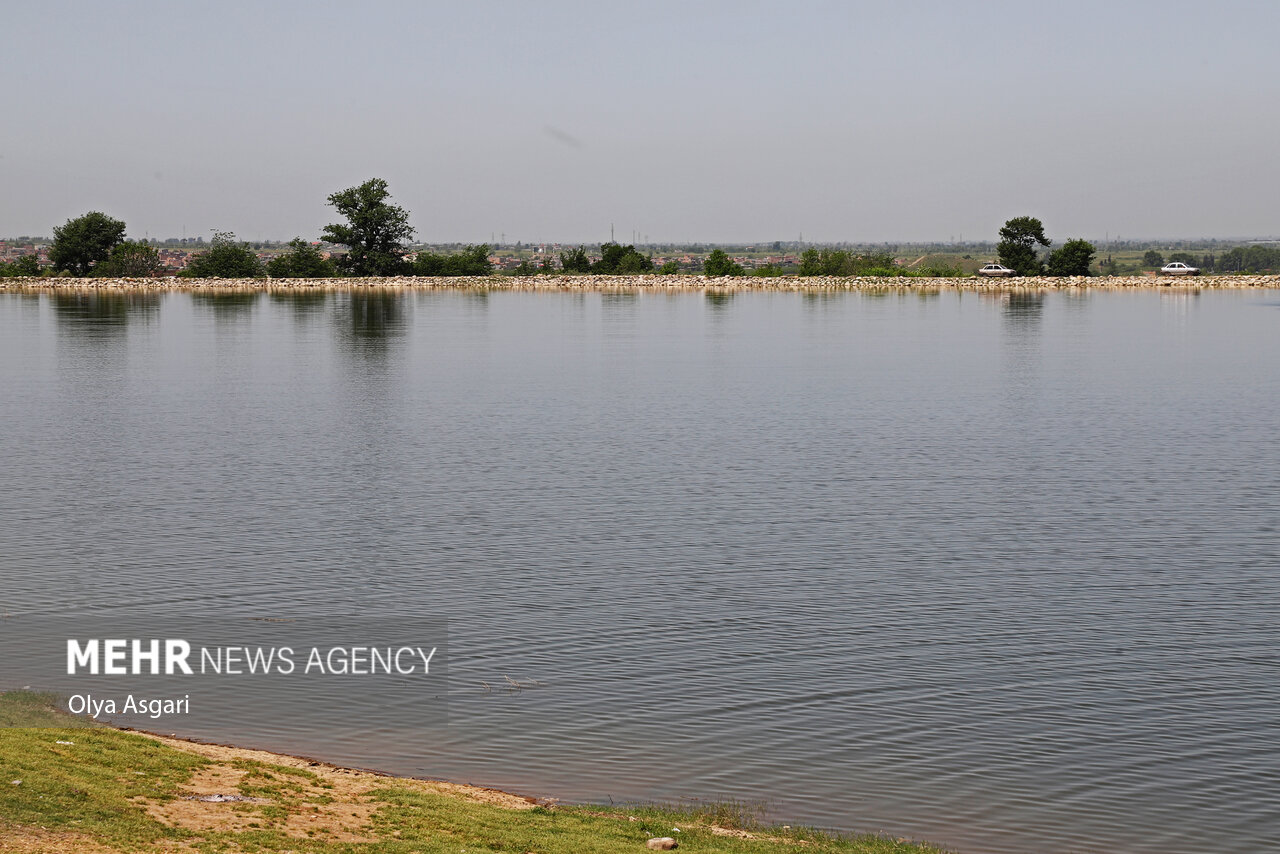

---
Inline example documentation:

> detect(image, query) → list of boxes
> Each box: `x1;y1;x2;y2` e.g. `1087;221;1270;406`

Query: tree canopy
997;216;1051;276
50;211;127;276
183;232;264;278
1045;238;1096;276
321;178;414;276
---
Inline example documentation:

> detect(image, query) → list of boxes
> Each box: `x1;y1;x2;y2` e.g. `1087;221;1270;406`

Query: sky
2;0;1278;244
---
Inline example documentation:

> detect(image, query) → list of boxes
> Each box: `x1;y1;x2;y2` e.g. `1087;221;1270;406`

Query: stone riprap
1;274;1277;293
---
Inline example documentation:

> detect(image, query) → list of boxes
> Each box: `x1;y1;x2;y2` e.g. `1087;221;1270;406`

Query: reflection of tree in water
705;291;735;309
338;291;408;353
191;292;260;320
50;292;160;335
1003;292;1045;324
268;290;330;319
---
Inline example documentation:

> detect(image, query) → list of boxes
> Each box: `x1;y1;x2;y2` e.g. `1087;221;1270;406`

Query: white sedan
976;263;1016;277
1160;261;1200;276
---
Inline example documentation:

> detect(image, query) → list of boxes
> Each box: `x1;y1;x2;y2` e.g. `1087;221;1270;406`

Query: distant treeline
2;178;1277;278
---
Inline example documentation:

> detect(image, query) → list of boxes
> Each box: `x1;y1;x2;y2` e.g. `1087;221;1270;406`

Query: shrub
704;249;744;277
266;238;336;278
97;241;162;277
559;246;591;273
413;244;492;277
592;242;652;274
183;232;264;278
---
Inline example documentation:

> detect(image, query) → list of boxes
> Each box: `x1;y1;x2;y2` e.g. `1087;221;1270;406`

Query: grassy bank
0;273;1278;294
0;691;946;853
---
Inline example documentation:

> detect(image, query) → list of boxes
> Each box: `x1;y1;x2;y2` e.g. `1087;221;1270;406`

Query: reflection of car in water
1161;262;1200;276
977;263;1016;277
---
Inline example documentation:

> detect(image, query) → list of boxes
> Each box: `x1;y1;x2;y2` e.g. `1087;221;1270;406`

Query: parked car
1160;262;1200;276
977;263;1016;278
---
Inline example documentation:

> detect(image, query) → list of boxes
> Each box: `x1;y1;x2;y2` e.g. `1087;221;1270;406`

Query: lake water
1;288;1277;854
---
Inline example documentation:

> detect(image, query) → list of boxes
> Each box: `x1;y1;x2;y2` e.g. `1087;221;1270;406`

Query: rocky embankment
2;274;1277;293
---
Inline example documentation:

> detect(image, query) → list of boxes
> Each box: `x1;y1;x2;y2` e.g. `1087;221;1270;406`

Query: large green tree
50;211;127;276
321;178;414;276
1046;238;1096;276
997;216;1050;276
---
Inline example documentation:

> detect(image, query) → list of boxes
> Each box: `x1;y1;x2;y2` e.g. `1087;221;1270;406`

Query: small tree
997;216;1050;276
559;246;591;273
1045;239;1097;276
0;255;41;277
1142;250;1164;268
321;178;414;276
704;249;744;277
592;242;652;274
657;260;680;274
97;240;162;277
50;211;127;276
184;232;264;278
266;238;336;278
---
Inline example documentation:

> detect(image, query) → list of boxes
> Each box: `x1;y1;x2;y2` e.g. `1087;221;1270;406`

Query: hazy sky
3;0;1277;244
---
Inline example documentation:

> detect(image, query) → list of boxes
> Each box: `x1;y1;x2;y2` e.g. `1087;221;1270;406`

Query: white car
976;263;1016;278
1160;262;1200;276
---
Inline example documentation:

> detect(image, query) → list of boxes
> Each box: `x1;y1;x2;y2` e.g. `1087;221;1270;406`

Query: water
1;288;1277;854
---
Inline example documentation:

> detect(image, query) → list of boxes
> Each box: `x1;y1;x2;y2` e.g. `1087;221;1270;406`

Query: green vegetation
657;259;681;274
0;255;43;277
799;247;898;276
997;216;1051;276
0;692;944;853
705;248;745;277
559;245;592;273
266;238;337;278
97;240;162;277
1045;238;1097;276
321;178;415;276
1142;250;1164;269
414;243;493;276
49;211;127;276
592;241;653;274
183;231;265;278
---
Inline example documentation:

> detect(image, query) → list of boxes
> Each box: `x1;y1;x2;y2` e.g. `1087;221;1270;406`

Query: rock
646;838;678;850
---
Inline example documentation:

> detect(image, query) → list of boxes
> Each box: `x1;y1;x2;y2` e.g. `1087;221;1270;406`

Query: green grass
0;691;950;853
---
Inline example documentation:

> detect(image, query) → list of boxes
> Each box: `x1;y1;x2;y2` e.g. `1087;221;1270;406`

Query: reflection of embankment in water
5;273;1277;295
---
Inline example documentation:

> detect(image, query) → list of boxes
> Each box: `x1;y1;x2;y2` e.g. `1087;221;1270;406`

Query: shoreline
1;272;1277;293
0;690;950;853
